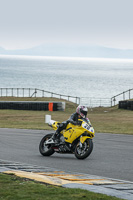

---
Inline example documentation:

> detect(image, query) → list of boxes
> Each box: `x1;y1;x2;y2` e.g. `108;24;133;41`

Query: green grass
88;106;133;134
0;173;123;200
0;97;133;134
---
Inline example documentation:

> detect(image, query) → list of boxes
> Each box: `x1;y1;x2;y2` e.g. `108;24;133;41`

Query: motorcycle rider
52;105;88;142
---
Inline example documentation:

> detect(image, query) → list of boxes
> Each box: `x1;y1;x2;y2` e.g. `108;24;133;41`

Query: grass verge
0;97;133;134
0;173;123;200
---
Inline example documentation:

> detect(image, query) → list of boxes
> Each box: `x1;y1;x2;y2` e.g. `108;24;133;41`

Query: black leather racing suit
54;112;81;137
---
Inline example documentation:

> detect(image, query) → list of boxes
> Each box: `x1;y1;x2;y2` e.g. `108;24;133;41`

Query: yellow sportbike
39;118;95;159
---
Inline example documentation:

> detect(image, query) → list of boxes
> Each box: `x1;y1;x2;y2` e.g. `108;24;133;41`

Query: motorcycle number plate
82;123;91;131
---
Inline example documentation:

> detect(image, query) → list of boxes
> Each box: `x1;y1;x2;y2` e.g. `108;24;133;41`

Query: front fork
80;135;91;147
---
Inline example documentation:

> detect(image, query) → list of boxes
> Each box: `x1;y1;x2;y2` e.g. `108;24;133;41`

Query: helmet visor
81;111;87;118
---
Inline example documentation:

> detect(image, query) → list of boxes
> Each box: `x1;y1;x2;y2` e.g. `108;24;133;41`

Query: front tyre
39;133;55;156
75;139;93;159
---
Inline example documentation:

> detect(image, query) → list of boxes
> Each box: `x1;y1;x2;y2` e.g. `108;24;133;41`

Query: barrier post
48;102;53;111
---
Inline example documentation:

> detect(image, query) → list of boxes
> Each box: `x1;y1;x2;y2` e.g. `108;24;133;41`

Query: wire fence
111;88;133;106
0;88;80;105
80;97;111;108
0;87;132;108
0;88;111;107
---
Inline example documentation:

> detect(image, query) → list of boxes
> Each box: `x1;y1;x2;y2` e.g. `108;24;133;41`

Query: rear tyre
75;139;93;159
39;133;55;156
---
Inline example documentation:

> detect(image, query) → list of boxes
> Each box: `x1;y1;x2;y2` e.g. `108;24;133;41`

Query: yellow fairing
63;123;83;144
50;119;95;144
52;121;59;130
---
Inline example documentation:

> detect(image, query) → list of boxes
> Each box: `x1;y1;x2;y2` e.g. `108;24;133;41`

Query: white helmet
76;105;88;118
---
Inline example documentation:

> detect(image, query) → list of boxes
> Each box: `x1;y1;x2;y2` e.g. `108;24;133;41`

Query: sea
0;55;133;107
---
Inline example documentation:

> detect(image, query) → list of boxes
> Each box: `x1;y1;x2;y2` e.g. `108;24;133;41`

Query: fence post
6;88;7;96
12;88;13;97
129;89;131;100
22;88;24;97
112;97;116;106
76;97;80;104
35;89;37;97
17;88;19;97
78;97;80;104
123;92;125;100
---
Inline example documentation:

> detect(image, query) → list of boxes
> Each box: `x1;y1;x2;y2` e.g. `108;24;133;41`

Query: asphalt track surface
0;128;133;182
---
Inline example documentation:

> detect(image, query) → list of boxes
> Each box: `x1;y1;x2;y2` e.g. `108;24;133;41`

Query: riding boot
52;122;66;143
52;130;60;143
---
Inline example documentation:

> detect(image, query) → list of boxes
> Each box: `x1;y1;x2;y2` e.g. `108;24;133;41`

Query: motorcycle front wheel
75;139;93;159
39;133;55;156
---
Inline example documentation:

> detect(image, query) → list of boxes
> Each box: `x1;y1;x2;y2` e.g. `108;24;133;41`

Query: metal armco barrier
0;101;65;111
111;88;133;106
0;88;80;105
119;100;133;111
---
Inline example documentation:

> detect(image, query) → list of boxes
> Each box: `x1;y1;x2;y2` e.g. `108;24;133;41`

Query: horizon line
1;54;133;62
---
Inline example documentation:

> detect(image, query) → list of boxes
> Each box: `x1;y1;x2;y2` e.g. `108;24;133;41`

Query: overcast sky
0;0;133;50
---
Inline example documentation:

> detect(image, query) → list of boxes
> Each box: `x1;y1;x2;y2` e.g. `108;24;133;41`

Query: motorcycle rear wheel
75;139;93;159
39;133;55;156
